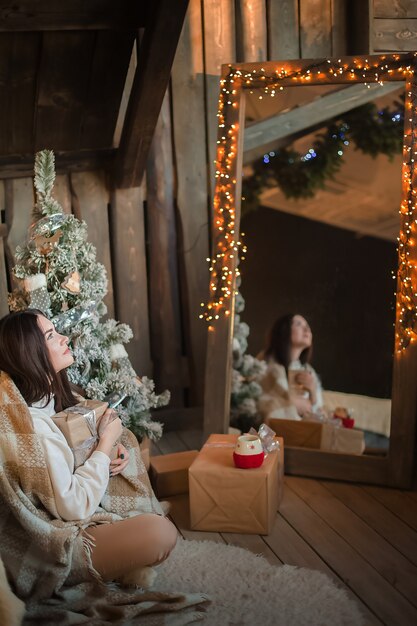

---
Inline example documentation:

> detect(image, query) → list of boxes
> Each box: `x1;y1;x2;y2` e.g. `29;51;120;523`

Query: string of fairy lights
200;53;417;353
397;76;417;351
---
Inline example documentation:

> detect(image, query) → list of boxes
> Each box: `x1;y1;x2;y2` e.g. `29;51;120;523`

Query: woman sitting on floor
257;313;323;421
0;309;206;624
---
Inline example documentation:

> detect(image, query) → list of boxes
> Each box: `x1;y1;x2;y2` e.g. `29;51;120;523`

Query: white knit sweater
258;359;323;421
29;397;110;522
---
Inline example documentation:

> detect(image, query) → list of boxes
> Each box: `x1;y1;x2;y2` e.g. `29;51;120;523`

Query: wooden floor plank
176;429;204;451
281;484;417;625
324;481;417;567
265;505;381;625
167;494;225;544
265;512;339;574
156;431;189;455
151;440;163;456
407;491;417;504
363;486;417;532
220;532;283;565
288;477;417;608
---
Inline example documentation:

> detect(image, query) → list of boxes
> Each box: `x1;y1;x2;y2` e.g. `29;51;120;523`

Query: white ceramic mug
234;434;263;455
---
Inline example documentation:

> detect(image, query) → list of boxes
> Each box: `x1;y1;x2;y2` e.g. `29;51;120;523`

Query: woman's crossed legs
86;514;178;580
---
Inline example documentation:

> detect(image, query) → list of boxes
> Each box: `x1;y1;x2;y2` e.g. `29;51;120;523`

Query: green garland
242;99;404;213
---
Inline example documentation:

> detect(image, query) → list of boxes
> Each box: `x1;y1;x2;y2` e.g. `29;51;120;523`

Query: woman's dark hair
264;313;312;372
0;309;77;411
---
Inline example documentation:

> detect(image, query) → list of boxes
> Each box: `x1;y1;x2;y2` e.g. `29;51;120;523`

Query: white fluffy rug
155;539;364;625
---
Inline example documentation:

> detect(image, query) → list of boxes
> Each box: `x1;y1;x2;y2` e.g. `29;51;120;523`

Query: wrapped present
320;424;365;454
266;417;364;454
150;450;199;497
266;417;322;448
189;434;284;535
53;400;112;467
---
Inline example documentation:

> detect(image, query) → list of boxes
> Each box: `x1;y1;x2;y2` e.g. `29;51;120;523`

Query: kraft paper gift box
53;400;109;466
266;417;322;448
150;450;199;497
189;434;284;535
266;417;365;455
320;424;365;455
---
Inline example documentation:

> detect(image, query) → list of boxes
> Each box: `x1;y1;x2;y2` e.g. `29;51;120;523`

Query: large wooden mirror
203;53;417;488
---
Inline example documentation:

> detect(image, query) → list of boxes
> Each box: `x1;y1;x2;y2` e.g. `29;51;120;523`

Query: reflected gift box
189;434;284;535
266;417;364;455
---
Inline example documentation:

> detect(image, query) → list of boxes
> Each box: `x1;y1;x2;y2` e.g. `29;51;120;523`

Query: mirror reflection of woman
257;313;323;421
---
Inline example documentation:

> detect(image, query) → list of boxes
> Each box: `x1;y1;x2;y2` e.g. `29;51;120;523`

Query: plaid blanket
0;372;208;625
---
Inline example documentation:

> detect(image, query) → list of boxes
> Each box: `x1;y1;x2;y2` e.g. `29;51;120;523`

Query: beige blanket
0;556;24;626
0;372;208;625
322;389;391;437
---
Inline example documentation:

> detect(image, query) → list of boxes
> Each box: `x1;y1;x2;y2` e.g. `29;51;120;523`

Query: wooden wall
0;1;387;413
371;0;417;52
241;206;396;399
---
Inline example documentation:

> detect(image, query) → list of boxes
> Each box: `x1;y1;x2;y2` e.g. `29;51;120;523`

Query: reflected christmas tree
230;281;266;432
9;150;169;440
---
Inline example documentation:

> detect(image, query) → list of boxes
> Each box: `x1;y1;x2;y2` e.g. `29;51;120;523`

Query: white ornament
24;273;47;291
109;343;129;361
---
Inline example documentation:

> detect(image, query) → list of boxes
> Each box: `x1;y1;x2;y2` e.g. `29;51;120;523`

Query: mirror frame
203;53;417;488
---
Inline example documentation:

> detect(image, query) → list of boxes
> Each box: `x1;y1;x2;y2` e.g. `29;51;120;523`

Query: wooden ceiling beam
114;0;189;189
0;1;146;31
0;149;115;179
243;81;403;160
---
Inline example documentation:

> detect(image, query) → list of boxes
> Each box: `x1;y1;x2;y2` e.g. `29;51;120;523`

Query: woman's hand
109;444;130;476
295;371;316;393
293;395;313;418
295;371;318;406
99;409;123;443
96;410;123;458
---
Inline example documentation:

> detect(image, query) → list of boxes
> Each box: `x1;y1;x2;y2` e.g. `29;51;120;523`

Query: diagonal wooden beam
114;0;189;189
243;81;403;158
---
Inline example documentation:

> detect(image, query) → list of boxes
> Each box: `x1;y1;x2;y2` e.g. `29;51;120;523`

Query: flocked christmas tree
8;149;169;440
230;281;266;432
